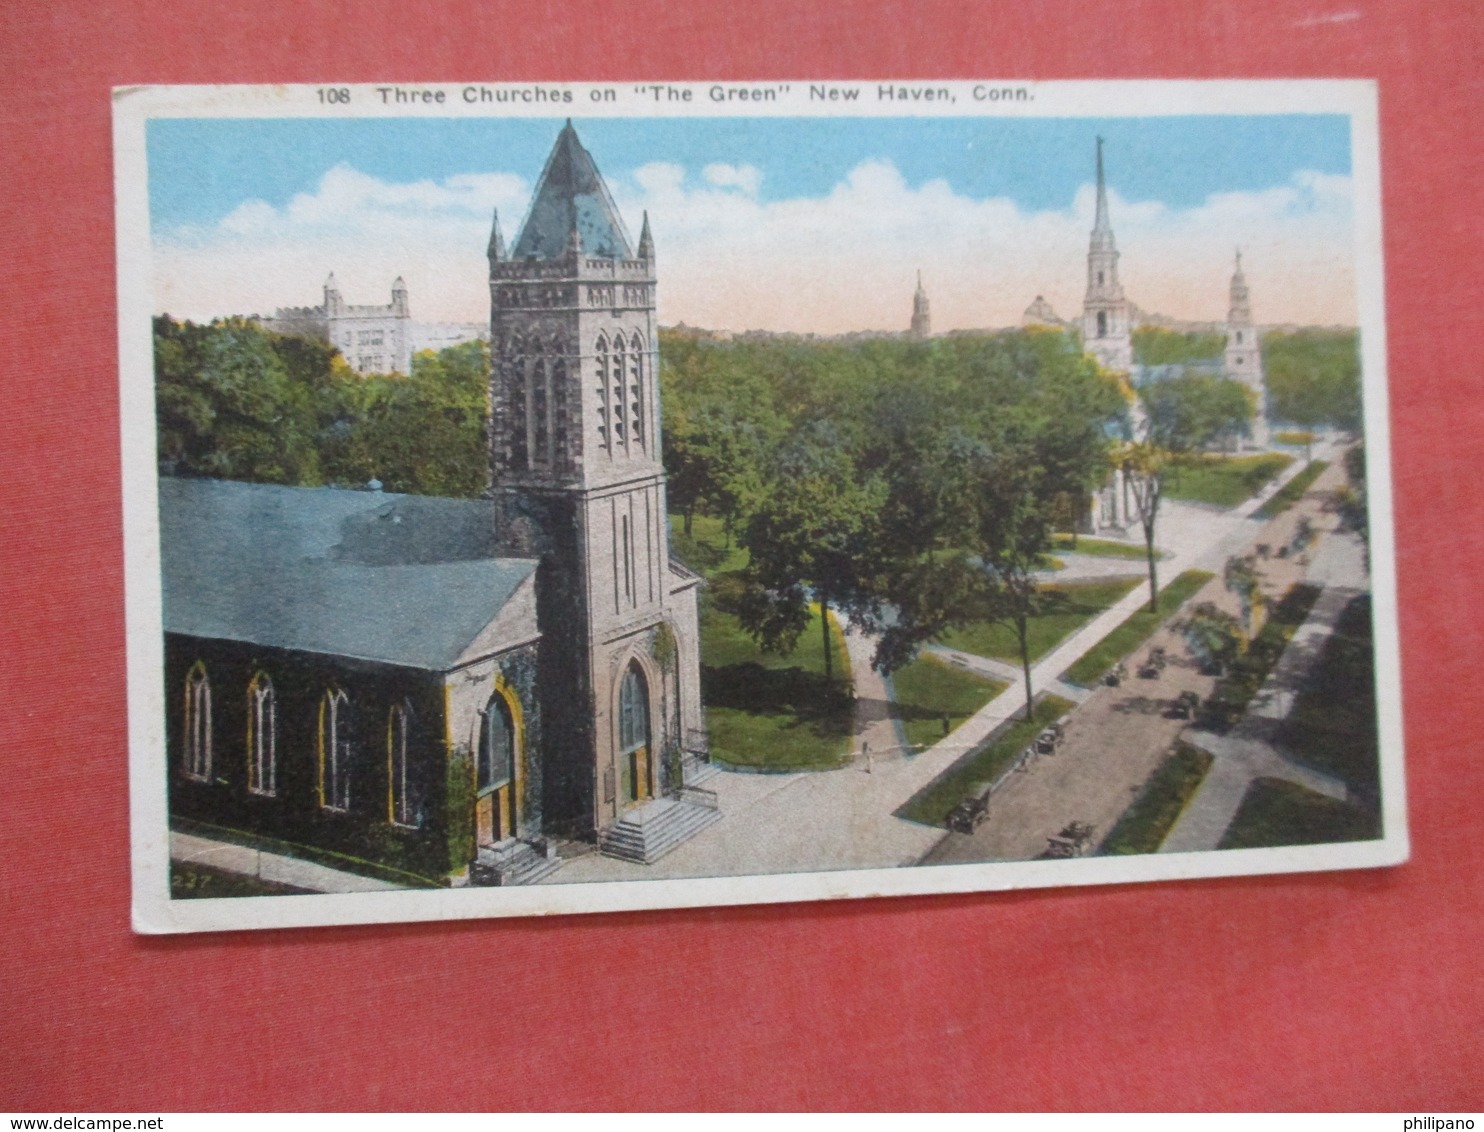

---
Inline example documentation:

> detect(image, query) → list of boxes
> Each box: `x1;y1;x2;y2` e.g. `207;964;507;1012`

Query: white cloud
154;159;1356;332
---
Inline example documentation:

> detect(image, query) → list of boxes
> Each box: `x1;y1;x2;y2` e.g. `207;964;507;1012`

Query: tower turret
391;275;409;315
637;211;654;262
487;208;506;265
323;271;344;316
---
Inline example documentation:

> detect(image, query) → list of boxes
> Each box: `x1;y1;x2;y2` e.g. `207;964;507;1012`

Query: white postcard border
115;79;1406;934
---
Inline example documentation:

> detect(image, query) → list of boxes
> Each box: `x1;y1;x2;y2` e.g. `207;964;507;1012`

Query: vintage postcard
115;80;1405;933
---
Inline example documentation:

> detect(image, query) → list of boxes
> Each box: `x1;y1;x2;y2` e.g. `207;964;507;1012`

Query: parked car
947;794;989;834
1046;821;1097;858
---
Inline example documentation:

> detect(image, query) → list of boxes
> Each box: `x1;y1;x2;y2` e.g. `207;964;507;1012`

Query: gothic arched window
629;333;645;448
246;672;276;796
183;661;212;782
1097;311;1108;338
319;688;352;812
611;336;627;443
594;336;611;452
388;701;417;827
478;694;516;793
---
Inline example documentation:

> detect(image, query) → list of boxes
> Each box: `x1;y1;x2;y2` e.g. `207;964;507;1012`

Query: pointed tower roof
392;275;407;289
915;269;926;297
487;207;506;262
325;271;340;290
511;120;633;260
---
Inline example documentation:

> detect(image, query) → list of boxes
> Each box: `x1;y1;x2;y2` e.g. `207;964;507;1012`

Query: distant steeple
910;271;931;339
487;208;506;263
1224;249;1267;447
511;119;632;260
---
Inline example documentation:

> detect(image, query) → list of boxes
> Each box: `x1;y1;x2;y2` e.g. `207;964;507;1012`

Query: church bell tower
486;121;705;842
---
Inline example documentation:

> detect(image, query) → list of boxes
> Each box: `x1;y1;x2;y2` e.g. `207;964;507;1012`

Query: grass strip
1198;583;1322;734
937;577;1141;665
1052;533;1160;561
1099;742;1214;855
703;602;854;771
890;655;1007;752
1164;453;1293;507
1218;777;1380;849
1254;460;1329;520
1061;569;1215;686
895;695;1073;828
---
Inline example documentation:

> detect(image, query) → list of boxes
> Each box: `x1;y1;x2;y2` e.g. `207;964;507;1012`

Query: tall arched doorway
477;693;518;844
619;663;653;805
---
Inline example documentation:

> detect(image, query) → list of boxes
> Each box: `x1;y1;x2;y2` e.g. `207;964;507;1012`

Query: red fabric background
2;0;1481;1111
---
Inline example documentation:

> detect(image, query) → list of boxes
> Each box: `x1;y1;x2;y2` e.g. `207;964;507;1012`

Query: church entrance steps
598;797;723;864
470;838;561;886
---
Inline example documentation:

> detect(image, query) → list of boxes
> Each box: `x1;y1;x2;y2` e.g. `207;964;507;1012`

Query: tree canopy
1263;328;1362;433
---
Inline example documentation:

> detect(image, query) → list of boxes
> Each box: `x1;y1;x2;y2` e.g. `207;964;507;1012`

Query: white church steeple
1081;138;1133;373
1224;250;1269;447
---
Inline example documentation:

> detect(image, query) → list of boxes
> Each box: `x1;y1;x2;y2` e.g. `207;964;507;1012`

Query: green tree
1264;329;1362;434
1180;602;1246;672
1132;326;1226;366
154;316;322;485
738;423;882;683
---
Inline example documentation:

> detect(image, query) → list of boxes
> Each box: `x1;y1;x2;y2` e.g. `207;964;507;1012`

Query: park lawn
1053;533;1159;561
1061;569;1215;686
1255;460;1329;520
1198;583;1323;734
1099;742;1214;855
669;512;749;576
1279;595;1381;802
890;655;1007;752
170;860;312;899
701;601;854;771
1164;452;1294;507
1218;777;1380;849
897;695;1073;828
936;578;1142;664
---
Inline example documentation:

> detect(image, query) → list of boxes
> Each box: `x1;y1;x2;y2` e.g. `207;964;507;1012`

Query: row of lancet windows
181;663;523;832
180;663;419;828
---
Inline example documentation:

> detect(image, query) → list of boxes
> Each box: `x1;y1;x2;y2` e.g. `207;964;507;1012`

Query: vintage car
947;793;990;834
1167;690;1202;719
1045;821;1097;858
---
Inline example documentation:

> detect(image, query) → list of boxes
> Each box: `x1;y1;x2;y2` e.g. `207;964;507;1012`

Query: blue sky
148;114;1358;332
150;115;1351;230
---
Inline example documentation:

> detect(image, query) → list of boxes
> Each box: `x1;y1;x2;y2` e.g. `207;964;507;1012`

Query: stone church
162;122;715;889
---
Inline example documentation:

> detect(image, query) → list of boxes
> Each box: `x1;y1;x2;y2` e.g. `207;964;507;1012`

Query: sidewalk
1160;520;1364;853
171;830;408;893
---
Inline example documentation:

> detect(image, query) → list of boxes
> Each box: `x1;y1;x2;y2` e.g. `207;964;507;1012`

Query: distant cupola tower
1081;138;1133;373
1224;250;1269;448
910;272;932;339
485;121;707;844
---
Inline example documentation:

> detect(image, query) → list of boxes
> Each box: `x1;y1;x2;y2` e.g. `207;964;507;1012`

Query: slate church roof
160;478;538;671
510;120;633;261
